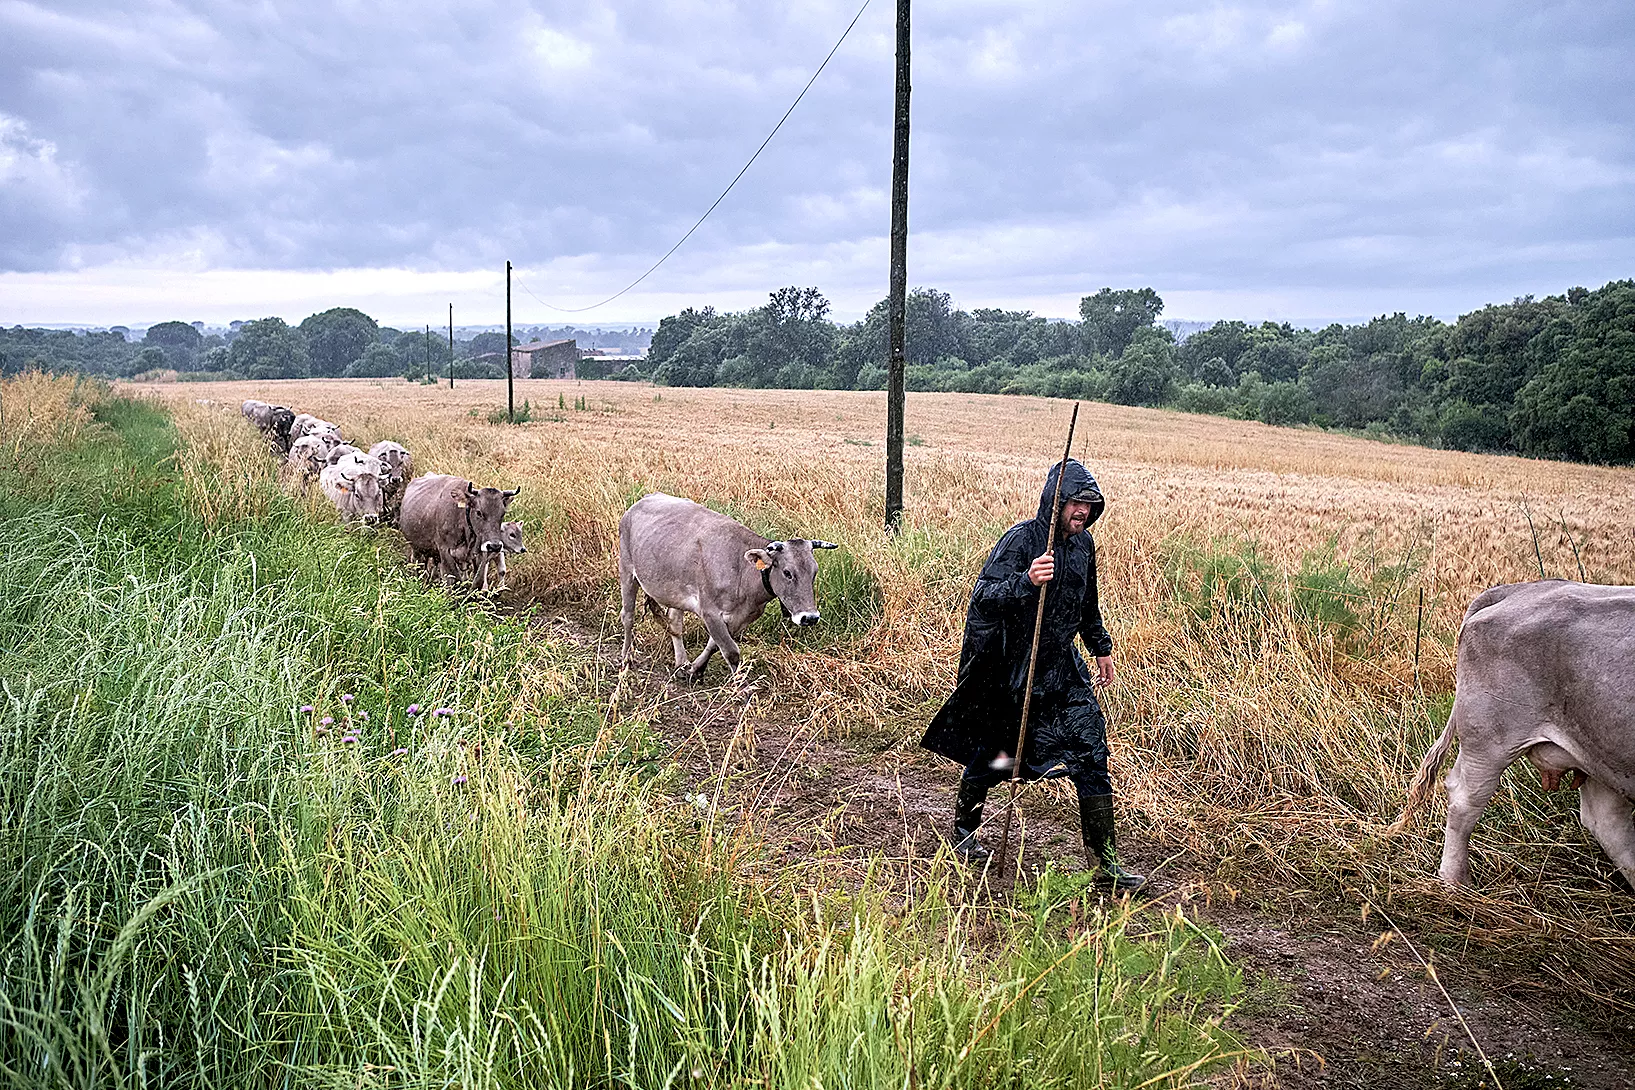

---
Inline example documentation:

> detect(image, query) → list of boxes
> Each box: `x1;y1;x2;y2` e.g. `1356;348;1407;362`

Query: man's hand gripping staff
994;403;1079;879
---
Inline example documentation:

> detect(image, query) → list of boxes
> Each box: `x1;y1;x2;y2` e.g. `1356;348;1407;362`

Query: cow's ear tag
456;501;468;509
753;557;770;571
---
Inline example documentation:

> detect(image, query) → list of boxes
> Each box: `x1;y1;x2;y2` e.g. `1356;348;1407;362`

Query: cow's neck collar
760;564;775;600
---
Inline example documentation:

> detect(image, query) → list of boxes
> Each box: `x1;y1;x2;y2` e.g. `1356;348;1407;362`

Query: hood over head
1034;458;1104;529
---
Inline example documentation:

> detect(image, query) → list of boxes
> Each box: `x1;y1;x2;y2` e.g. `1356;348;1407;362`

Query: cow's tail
1387;714;1458;834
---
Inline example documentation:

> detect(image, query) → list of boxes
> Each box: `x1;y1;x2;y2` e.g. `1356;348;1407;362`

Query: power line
513;0;874;315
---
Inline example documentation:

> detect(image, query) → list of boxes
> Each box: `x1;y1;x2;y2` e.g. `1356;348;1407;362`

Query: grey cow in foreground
399;473;519;583
619;492;837;680
1393;580;1635;890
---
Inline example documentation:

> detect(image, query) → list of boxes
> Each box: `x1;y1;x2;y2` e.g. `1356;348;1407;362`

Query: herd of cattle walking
238;396;840;681
238;396;1635;895
241;398;524;591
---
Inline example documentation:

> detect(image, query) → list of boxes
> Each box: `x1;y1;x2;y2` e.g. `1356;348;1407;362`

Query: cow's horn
812;540;839;550
502;486;521;499
766;540;785;553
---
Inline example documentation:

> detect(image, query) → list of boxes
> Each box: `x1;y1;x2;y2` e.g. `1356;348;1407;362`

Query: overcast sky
2;0;1631;328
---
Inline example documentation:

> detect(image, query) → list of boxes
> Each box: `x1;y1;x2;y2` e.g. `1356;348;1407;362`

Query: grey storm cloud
2;0;1632;321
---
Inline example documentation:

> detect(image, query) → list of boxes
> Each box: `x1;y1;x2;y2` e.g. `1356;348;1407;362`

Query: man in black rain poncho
921;458;1145;893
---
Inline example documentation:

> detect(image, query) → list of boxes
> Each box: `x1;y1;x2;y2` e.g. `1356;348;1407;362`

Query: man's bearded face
1058;499;1094;535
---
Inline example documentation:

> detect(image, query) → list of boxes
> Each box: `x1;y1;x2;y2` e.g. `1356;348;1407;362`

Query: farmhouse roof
514;339;574;352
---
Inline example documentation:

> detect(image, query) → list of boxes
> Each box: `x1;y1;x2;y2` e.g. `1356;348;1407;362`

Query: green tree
653;324;728;387
648;307;719;370
1237;337;1304;383
1302;343;1404;429
1106;328;1178;405
300;307;379;377
1078;287;1163;358
1178;320;1250;379
1511;281;1635;462
228;318;309;379
462;331;515;358
1437;399;1511;451
758;287;837;387
345;342;408;378
143;321;204;370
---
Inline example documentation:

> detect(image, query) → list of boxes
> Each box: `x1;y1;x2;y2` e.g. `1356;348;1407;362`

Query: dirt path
539;614;1634;1090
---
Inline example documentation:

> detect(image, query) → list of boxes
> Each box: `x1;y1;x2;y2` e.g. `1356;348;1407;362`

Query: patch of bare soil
536;613;1634;1090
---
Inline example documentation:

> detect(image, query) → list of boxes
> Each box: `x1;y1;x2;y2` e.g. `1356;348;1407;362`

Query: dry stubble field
147;377;1635;1035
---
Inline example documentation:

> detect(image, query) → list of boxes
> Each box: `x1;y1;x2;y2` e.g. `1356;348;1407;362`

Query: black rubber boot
951;777;993;865
1080;793;1147;894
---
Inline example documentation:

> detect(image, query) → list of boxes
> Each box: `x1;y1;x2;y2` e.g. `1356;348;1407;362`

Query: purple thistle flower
406;704;422;716
299;705;314;714
341;693;355;704
390;747;409;757
434;707;453;718
452;774;468;785
341;734;358;745
357;711;369;721
321;716;334;726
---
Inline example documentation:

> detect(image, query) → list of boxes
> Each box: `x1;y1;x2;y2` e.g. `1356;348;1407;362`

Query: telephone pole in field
884;0;911;532
447;304;455;388
505;260;514;422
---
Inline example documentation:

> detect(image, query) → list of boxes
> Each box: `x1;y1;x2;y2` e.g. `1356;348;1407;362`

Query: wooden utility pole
505;260;514;422
447;304;455;388
424;325;431;382
884;0;911;531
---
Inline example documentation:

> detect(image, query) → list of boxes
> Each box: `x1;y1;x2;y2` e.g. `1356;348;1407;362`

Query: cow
290;413;343;446
241;399;296;454
474;520;526;593
262;406;296;454
369;441;412;479
1393;580;1635;890
369;441;414;525
325;442;363;466
398;473;520;584
285;435;334;490
319;453;384;525
618;492;838;680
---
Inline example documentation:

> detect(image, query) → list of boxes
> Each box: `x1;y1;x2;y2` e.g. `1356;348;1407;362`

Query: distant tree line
6;279;1632;462
0;310;538;384
636;279;1635;464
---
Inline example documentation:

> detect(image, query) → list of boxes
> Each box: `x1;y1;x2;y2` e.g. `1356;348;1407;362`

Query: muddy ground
531;608;1635;1090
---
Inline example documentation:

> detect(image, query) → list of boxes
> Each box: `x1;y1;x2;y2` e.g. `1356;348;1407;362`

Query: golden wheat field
141;376;1635;1004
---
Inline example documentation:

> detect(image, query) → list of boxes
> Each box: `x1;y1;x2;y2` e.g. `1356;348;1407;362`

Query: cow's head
376;444;411;476
499;520;527;555
745;538;839;626
270;407;295;442
463;483;521;554
336;468;383;524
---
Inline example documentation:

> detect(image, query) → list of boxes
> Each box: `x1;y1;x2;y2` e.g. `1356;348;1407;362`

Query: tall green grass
0;386;1253;1088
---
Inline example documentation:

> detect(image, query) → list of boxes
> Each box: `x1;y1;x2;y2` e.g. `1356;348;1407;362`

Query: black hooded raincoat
920;459;1114;786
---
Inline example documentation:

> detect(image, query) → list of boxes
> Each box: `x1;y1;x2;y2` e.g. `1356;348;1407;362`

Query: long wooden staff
994;402;1079;881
